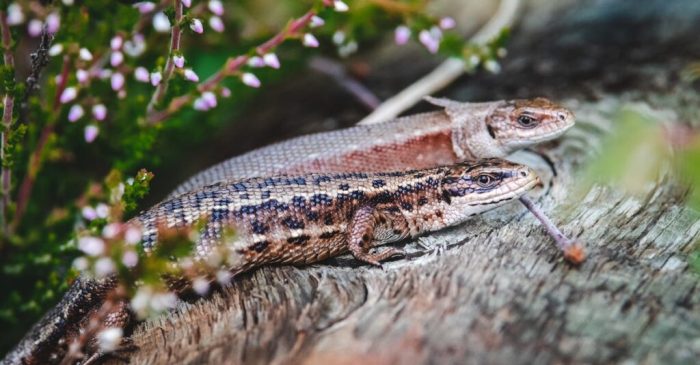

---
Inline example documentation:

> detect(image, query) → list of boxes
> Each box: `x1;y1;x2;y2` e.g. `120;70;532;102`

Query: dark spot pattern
319;231;339;239
282;217;305;229
251;220;269;234
260;190;271;199
418;197;428;206
314;175;332;185
287;235;311;245
400;202;413;211
339;183;350;191
310;193;333;206
250;241;269;253
372;179;386;188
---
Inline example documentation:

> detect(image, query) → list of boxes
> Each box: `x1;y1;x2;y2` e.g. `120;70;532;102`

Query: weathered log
114;1;700;364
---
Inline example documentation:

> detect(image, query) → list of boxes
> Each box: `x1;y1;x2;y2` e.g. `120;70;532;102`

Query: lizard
2;159;538;365
170;96;575;196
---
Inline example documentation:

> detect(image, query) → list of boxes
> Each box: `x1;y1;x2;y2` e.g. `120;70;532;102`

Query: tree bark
115;0;700;364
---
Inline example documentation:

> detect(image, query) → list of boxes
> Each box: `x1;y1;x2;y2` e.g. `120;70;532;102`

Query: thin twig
12;56;71;232
0;10;16;237
357;0;521;125
309;56;381;110
146;10;318;124
146;0;183;115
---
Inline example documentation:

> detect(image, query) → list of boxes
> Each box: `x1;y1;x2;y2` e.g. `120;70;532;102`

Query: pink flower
122;251;139;268
81;206;97;221
84;125;99;143
27;20;43;37
46;12;60;34
209;16;224;32
241;73;260;88
110;36;123;50
201;91;217;108
334;1;349;12
302;33;319;48
124;227;142;245
190;18;204;34
418;30;439;54
60;87;78;104
173;55;185;68
184;69;199;82
78;236;105;256
208;0;224;16
124;34;146;56
79;48;93;61
192;277;210;296
394;25;410;45
263;53;280;69
182;0;192;7
439;17;456;30
7;4;24;25
310;16;324;28
193;97;209;111
110;51;124;67
76;69;89;84
68;104;84;122
247;56;265;68
220;87;231;98
134;2;156;14
94;257;115;277
110;72;125;91
150;71;162;86
92;104;107;120
134;67;150;82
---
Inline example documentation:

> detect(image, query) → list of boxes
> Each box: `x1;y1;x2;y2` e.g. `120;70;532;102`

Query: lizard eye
476;174;498;188
517;114;538;128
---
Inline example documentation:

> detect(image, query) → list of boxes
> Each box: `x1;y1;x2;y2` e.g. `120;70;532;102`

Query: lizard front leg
347;205;404;267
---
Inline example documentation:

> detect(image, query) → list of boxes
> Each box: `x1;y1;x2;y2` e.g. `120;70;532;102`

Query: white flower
48;44;63;56
332;31;345;45
97;328;123;353
192;277;210;296
78;236;105;256
333;0;349;12
81;206;97;220
418;30;439;54
184;69;199;82
134;67;150;83
150;292;177;312
310;16;324;28
102;223;120;239
484;60;501;74
125;227;142;244
134;2;156;14
247;56;265;68
338;40;358;58
46;12;60;33
263;53;280;69
439;17;456;30
110;36;123;50
153;12;171;33
76;69;89;84
95;203;110;218
130;287;153;318
7;4;25;26
84;125;99;143
68;105;84;122
241;73;260;88
79;48;93;61
94;257;115;277
110;72;125;91
394;25;410;45
150;71;162;86
302;33;319;48
72;257;89;271
122;251;138;268
216;270;232;285
92;104;107;120
173;55;185;68
190;18;204;34
62;0;75;5
59;87;78;104
123;34;146;57
201;91;217;108
27;20;43;37
110;51;124;67
208;0;224;16
209;16;224;32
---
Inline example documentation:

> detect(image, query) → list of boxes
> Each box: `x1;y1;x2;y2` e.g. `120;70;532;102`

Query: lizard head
486;97;575;152
439;158;539;220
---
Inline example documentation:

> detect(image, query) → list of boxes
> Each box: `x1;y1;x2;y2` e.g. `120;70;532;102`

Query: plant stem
0;10;15;238
146;9;317;124
146;0;183;116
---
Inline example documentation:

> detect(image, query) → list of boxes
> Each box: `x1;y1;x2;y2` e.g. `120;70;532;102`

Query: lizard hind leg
347;205;404;267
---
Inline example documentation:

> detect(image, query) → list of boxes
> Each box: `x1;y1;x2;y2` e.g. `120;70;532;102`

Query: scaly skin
3;159;538;365
171;97;574;196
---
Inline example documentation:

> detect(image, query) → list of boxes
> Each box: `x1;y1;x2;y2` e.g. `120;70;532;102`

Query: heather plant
0;0;508;355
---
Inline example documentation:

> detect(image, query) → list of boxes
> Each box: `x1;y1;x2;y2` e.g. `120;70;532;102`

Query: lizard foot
353;247;404;267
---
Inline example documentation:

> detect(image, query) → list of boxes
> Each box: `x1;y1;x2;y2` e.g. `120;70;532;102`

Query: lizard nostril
557;112;567;121
520;171;528;177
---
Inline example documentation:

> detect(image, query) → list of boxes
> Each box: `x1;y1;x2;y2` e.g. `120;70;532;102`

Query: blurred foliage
0;0;507;354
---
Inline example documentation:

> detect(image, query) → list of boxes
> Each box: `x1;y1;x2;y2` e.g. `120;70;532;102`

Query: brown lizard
2;159;538;365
